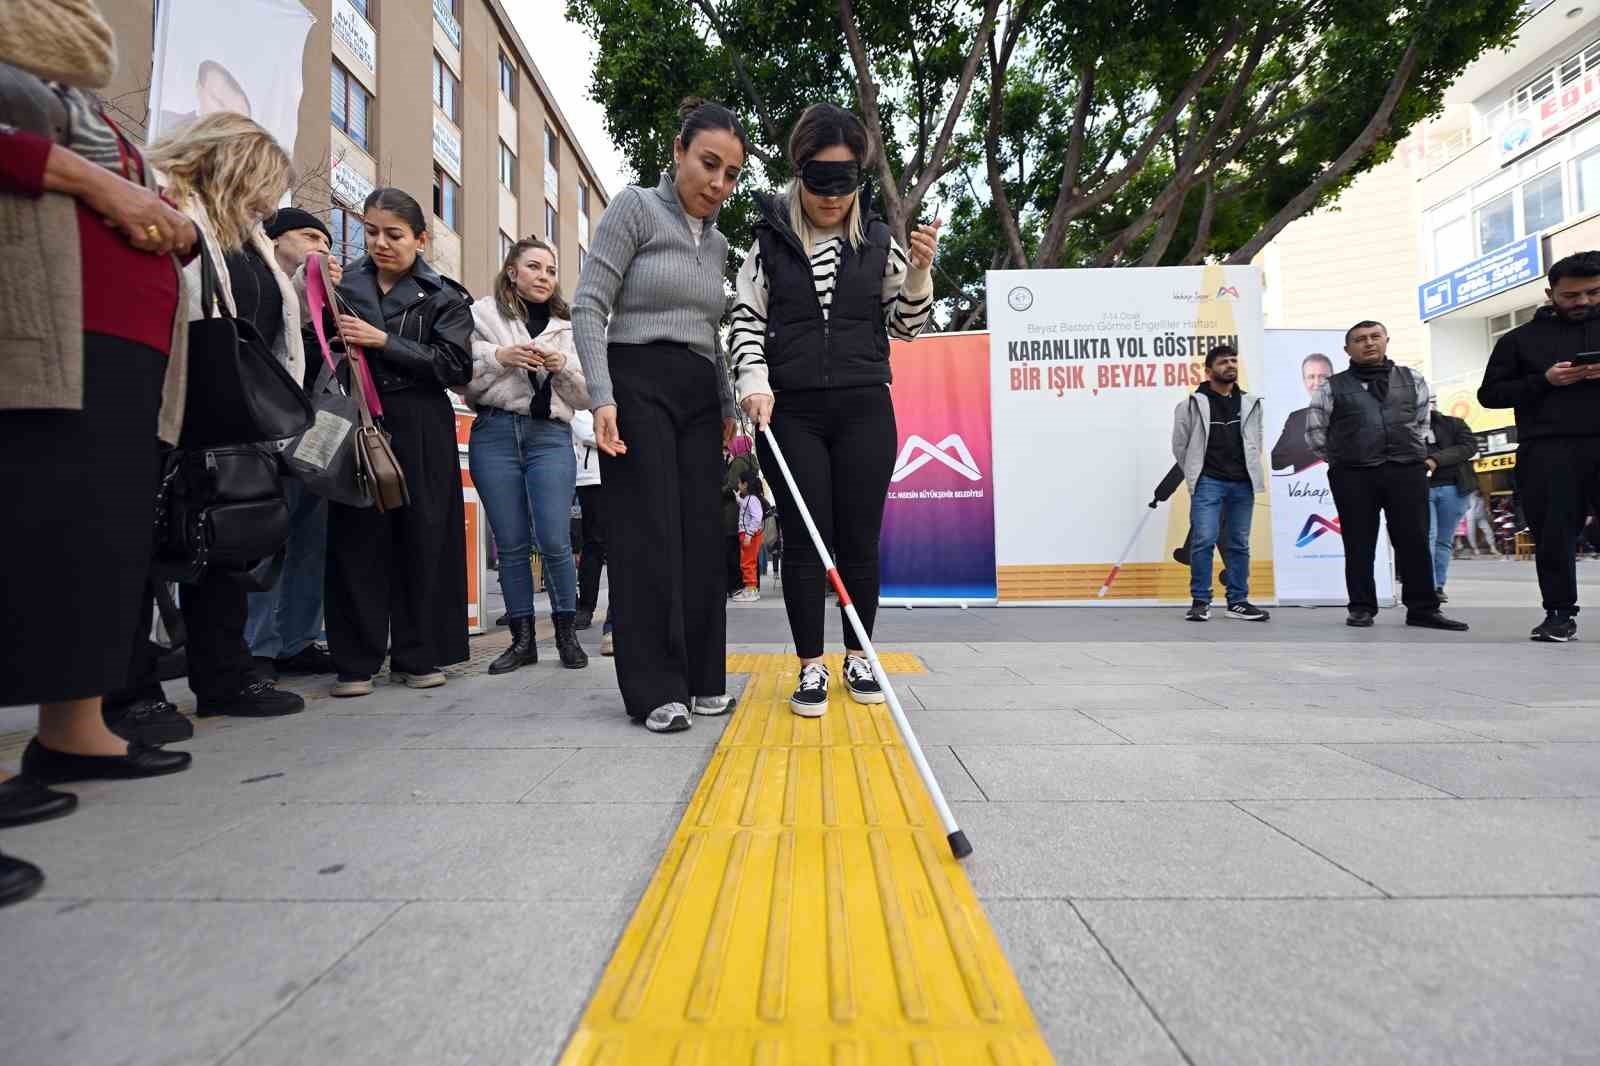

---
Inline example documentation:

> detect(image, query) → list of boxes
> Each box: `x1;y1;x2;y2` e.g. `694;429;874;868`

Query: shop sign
433;113;462;180
1418;234;1541;321
433;0;461;49
1498;72;1600;162
332;0;376;73
331;155;374;209
1474;452;1517;474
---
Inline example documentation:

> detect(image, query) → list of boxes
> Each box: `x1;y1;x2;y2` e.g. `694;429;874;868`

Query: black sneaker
196;679;306;719
1531;611;1577;643
574;608;594;631
1185;599;1210;622
790;662;830;718
843;656;885;705
1223;602;1270;622
1346;610;1375;627
275;645;336;675
103;698;193;745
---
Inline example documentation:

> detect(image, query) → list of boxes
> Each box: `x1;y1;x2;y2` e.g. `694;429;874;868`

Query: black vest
753;191;892;392
1325;366;1424;468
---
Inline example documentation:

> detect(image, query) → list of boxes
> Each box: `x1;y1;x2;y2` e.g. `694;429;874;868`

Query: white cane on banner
759;426;972;860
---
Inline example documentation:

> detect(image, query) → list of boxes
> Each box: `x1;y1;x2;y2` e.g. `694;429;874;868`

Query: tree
568;0;1521;325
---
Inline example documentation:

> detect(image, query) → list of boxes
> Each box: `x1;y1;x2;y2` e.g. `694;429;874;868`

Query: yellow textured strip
557;652;1055;1065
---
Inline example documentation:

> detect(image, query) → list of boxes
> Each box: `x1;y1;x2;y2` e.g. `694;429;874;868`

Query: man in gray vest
1306;321;1469;631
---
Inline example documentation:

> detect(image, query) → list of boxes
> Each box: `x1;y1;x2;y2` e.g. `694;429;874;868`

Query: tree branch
1227;34;1423;263
984;36;1028;266
839;0;907;232
1180;178;1219;264
691;0;783;149
905;0;1004;212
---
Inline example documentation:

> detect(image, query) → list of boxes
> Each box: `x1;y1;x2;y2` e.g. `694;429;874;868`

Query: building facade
99;0;611;299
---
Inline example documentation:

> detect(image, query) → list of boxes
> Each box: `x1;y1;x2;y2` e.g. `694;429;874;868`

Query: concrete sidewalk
1;558;1597;1065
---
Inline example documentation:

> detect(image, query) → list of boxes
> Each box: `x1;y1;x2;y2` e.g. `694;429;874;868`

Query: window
1432;215;1471;274
348;0;370;16
544;125;560;201
499;230;515;261
545;201;559;247
1489;306;1539;346
1522;168;1564;235
1579;147;1600;214
330;62;371;149
433;163;460;231
498;141;517;190
432;53;459;123
1475;191;1514;254
578;180;591;245
331;206;367;264
498;50;517;103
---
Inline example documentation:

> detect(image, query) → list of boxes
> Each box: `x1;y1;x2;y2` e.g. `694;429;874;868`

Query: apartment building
99;0;611;299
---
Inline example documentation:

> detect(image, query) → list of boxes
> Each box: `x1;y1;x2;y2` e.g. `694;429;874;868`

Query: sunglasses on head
799;159;861;197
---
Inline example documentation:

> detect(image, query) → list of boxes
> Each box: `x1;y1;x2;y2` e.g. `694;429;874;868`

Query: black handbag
152;444;290;587
179;240;314;449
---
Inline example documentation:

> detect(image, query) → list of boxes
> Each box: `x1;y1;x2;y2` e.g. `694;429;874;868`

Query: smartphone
1572;351;1600;366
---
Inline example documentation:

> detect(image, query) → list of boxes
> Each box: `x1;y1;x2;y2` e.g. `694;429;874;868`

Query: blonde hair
147;112;291;251
786;180;866;252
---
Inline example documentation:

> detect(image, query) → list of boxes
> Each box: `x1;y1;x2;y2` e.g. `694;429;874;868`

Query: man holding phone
1478;251;1600;642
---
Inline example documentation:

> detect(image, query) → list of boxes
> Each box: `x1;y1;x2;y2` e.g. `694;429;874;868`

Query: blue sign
1418;235;1542;322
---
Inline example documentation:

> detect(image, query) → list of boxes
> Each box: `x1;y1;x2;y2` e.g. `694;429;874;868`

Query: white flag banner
147;0;315;153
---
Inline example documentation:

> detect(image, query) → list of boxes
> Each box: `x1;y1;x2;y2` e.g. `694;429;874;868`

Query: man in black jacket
1424;401;1479;603
1308;320;1468;631
1478;250;1600;642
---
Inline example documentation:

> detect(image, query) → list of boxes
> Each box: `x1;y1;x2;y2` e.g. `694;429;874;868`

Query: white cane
759;425;972;859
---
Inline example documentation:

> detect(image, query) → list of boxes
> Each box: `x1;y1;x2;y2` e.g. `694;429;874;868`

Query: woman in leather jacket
322;187;474;697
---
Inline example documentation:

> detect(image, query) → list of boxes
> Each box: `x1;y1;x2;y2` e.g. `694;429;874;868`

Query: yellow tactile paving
558;653;1056;1066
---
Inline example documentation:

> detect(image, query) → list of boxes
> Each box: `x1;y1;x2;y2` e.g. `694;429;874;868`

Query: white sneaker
331;676;373;698
730;588;761;604
392;670;446;689
645;703;692;732
790;662;830;717
692;695;735;716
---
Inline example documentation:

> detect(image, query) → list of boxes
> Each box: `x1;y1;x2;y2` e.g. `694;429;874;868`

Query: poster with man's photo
1264;329;1396;605
146;0;314;153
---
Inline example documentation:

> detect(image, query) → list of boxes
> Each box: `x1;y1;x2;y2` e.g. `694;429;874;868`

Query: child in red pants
733;472;765;604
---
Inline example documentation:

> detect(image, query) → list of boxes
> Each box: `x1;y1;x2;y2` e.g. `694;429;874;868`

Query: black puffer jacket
1478;306;1600;440
333;255;473;394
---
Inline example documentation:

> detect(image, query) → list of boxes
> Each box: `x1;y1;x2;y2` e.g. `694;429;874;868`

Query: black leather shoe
104;698;193;746
1407;610;1469;632
488;616;537;675
0;776;78;827
196;679;305;718
574;608;594;631
0;852;44;908
554;612;589;670
275;645;336;675
1346;610;1375;627
20;738;191;784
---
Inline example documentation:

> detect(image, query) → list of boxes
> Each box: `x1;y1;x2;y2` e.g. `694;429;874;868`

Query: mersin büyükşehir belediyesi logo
892;434;983;484
1295;514;1342;548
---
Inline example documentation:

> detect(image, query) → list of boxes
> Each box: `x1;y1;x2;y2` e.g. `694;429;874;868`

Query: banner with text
881;333;997;603
1263;330;1396;606
986;266;1272;604
147;0;314;154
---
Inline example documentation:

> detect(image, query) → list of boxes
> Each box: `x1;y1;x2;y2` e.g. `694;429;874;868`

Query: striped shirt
730;227;934;400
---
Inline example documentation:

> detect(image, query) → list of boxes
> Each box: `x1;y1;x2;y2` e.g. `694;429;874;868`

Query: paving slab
223;900;626;1066
985;899;1188;1066
0;900;397;1066
912;684;1219;711
903;708;1131;746
1076;898;1600;1066
1086;708;1490;744
519;746;710;803
1409;704;1600;742
951;801;1377;899
954;744;1448;801
398;710;729;748
1328;742;1600;797
1238;798;1600;896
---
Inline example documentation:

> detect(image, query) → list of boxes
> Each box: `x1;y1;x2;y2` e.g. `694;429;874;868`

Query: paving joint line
1229;800;1394;899
1066;899;1199;1066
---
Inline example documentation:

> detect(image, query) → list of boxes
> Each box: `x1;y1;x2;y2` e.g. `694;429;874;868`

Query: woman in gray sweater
571;98;746;733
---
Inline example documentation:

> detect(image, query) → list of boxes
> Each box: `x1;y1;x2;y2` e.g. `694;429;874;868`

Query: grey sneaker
391;670;446;689
645;703;692;733
693;695;735;716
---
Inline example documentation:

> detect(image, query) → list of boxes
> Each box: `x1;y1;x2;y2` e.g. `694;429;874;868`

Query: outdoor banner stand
760;426;972;860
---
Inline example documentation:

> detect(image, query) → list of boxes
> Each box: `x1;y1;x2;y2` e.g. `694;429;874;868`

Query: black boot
554;612;589;669
488;616;537;675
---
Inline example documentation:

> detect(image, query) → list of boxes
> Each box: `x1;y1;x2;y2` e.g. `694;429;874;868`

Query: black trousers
1517;436;1600;614
181;574;254;699
598;344;725;718
325;388;469;677
1327;461;1438;615
577;483;608;613
757;385;897;660
724;534;744;595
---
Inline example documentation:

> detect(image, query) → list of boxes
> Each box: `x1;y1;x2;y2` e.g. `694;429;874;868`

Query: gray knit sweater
572;173;735;418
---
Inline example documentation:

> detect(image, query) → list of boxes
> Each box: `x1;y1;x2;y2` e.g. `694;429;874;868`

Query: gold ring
145;224;161;240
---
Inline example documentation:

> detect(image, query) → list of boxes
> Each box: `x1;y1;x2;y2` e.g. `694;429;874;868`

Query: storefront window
1522;168;1564;235
1579;147;1600;214
1475;191;1514;254
1433;215;1471;274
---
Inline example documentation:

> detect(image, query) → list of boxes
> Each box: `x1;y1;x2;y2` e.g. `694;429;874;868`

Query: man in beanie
244;208;339;676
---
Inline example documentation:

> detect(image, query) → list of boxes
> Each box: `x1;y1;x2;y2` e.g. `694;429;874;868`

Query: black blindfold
799;160;861;197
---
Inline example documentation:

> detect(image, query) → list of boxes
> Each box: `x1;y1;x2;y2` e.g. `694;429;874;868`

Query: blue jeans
1427;483;1468;589
245;477;328;658
469;409;578;618
1189;475;1253;604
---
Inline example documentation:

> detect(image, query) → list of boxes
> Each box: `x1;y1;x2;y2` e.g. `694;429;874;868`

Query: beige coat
0;62;189;444
461;294;588;421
